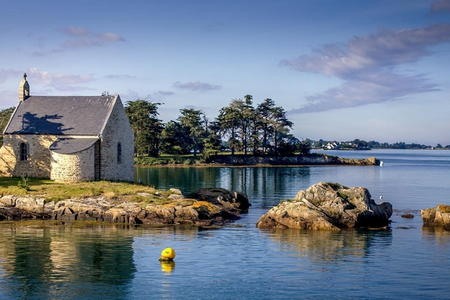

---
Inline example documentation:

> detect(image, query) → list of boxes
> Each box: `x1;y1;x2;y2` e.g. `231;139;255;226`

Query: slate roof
49;137;99;154
3;96;116;135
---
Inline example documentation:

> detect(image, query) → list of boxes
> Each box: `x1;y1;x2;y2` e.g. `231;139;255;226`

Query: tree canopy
125;100;163;156
125;96;309;158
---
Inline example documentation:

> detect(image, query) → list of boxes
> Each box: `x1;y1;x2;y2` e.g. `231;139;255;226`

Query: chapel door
94;141;101;180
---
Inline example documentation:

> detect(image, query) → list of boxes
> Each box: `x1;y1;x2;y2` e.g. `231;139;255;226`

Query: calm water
1;150;450;299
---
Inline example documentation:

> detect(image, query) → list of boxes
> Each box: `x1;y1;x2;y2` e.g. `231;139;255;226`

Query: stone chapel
0;74;134;182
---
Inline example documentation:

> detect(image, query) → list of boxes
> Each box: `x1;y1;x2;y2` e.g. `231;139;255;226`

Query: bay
0;150;449;299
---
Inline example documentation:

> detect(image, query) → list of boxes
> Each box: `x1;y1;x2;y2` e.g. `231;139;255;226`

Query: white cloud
282;24;450;77
27;68;94;86
282;24;450;113
33;26;125;56
431;0;450;12
104;74;136;79
173;81;221;91
156;90;175;96
293;73;438;113
63;26;90;36
0;68;95;92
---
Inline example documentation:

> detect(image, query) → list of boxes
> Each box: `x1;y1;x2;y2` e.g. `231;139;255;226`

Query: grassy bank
134;152;378;167
0;177;175;203
135;154;205;166
135;152;308;166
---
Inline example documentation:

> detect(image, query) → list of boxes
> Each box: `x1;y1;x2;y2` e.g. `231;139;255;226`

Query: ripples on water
0;150;449;299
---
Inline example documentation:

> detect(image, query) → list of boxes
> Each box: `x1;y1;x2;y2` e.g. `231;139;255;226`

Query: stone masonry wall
0;96;135;182
0;135;58;178
50;146;95;182
100;97;135;182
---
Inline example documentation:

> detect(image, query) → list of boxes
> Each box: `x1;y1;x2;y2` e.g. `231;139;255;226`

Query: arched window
19;143;28;161
117;143;122;164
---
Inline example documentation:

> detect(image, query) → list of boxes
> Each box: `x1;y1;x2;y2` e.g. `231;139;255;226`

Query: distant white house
324;142;339;150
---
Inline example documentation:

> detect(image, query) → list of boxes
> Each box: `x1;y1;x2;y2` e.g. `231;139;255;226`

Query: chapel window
19;143;28;161
117;143;122;164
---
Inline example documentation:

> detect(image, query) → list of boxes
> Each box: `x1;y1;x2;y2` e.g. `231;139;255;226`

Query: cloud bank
173;81;221;91
104;74;136;79
431;0;450;12
282;23;450;113
0;68;95;91
33;26;125;56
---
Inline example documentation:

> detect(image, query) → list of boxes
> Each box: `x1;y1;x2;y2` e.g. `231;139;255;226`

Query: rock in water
421;205;450;230
256;182;392;231
401;213;414;219
189;188;250;211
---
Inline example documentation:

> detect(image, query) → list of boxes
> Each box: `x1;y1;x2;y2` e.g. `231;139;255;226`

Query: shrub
17;176;30;191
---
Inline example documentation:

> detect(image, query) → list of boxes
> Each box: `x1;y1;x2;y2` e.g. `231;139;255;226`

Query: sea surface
0;149;450;299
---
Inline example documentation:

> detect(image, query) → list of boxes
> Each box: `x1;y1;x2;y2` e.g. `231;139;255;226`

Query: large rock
256;182;392;230
189;188;250;211
421;205;450;230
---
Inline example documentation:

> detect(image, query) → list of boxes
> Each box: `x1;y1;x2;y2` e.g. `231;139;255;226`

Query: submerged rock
401;213;414;219
0;188;249;227
256;182;392;231
421;205;450;230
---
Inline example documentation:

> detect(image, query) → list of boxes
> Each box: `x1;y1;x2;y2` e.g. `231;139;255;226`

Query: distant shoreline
135;153;380;168
314;148;450;151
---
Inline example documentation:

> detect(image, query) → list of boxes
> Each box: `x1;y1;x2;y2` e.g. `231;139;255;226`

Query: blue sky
1;0;450;144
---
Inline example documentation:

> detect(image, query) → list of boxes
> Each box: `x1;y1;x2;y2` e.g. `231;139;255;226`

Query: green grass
0;177;175;203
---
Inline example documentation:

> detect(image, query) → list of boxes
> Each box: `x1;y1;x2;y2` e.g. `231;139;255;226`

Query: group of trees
0;107;15;145
1;103;449;153
125;95;310;158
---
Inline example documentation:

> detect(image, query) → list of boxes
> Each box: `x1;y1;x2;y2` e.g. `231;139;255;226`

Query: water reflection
136;167;311;208
0;223;137;299
0;222;206;299
422;227;450;245
265;229;392;262
160;261;175;273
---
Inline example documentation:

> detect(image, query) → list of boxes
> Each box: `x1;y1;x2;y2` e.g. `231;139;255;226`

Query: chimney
18;73;30;101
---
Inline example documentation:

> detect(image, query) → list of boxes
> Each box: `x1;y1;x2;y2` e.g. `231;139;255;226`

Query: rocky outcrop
421;205;450;230
188;188;251;211
256;182;392;231
210;154;380;166
0;188;249;227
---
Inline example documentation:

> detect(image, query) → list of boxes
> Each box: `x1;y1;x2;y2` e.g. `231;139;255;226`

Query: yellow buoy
159;248;176;261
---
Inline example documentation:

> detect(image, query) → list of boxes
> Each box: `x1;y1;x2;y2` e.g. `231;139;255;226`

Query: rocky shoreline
0;188;250;227
1;181;448;232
